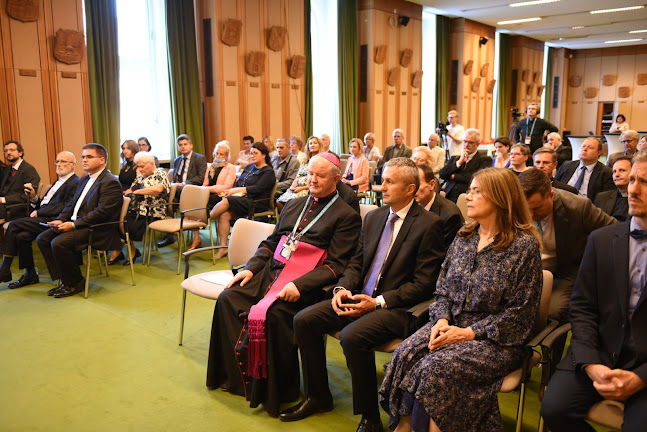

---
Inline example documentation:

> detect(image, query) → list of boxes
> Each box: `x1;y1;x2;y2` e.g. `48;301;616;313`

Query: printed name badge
524;136;531;145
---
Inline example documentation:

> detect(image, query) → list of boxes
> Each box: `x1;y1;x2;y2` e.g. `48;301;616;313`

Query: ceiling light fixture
510;0;559;7
629;29;647;33
570;26;585;29
604;38;643;44
590;6;644;14
497;17;542;25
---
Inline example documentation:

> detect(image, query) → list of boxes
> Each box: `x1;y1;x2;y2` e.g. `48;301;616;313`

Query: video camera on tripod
436;121;448;135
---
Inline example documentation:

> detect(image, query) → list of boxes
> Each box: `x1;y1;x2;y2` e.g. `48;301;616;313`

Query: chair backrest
228;218;275;268
604;134;624;156
368;166;375;186
359;204;377;222
340;154;351;160
533;270;554;335
167;183;178;216
456;193;473;223
179;185;210;220
439;190;446;197
340;158;348;173
167;168;175;183
120;197;131;235
37;183;51;199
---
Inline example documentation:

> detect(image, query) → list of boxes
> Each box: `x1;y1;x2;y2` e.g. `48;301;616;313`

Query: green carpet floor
0;235;613;431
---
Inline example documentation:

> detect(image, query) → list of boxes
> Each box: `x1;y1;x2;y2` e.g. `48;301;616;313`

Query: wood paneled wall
195;0;305;160
509;36;545;131
449;18;496;143
357;0;422;149
0;0;92;183
563;46;647;135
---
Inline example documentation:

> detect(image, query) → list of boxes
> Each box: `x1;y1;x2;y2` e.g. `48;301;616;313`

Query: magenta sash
246;235;327;379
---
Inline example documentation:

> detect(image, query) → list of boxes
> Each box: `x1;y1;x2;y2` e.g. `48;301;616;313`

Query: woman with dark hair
491;136;512;169
208;142;276;260
119;140;139;191
509;143;531;175
380;168;542;432
609;114;629;133
137;137;159;167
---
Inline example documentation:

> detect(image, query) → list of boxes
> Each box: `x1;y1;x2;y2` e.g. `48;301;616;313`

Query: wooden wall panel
598;56;618;101
14;72;49;179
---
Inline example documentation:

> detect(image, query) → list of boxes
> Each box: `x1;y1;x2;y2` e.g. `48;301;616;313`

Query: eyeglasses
463;140;477;145
54;160;74;165
621;139;636;144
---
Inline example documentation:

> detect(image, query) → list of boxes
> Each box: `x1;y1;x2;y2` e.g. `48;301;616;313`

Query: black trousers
36;228;85;286
293;299;409;420
0;216;49;270
541;369;647;432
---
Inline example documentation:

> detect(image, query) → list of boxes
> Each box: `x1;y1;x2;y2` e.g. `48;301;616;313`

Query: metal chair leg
515;382;526;432
102;251;109;278
85;246;92;299
176;230;183;275
208;220;215;263
126;234;135;286
179;289;187;345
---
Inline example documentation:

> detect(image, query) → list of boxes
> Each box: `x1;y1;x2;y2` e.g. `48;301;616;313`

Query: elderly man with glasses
608;130;640;168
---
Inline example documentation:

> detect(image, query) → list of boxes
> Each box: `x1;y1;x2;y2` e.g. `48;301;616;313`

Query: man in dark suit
533;147;578;194
519;168;617;323
594;156;631;221
540;150;647;431
36;144;123;298
555;136;614;202
0;140;40;221
281;158;445;432
159;134;208;247
416;164;464;248
513;103;558;155
0;151;80;288
439;128;492;203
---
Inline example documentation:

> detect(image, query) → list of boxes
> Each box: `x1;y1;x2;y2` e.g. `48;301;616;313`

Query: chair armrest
541;323;571;349
407;299;434;328
526;319;560;348
88;220;123;230
538;323;572;398
180;207;209;216
182;245;229;279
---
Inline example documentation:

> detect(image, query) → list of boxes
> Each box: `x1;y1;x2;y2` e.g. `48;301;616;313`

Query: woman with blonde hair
363;132;381;162
262;135;276;159
380;168;542;432
342;138;370;192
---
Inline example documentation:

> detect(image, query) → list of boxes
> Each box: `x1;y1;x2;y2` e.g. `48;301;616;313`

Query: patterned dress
277;164;309;203
379;230;542;432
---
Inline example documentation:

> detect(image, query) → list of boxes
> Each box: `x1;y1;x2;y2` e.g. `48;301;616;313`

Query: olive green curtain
304;0;313;138
337;0;358;154
435;15;450;120
85;0;120;174
543;47;553;120
496;33;511;138
165;0;204;155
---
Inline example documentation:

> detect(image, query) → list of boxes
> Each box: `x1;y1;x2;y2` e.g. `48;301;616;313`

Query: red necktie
11;168;16;178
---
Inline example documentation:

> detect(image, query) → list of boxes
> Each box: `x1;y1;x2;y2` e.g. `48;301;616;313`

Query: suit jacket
555;144;572;169
559;222;647;382
551;188;617;281
32;174;80;218
172;152;207;185
381;144;412;165
594;189;628;221
337;201;446;319
0;160;40;219
336;180;360;214
555;160;614;202
272;154;301;191
58;169;123;251
439;152;492;200
552;179;578;195
428;194;464;249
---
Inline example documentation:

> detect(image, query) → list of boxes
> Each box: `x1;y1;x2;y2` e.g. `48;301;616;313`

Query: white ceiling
409;0;647;49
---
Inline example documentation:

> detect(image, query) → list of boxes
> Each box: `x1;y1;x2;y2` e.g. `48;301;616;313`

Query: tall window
420;11;437;141
116;0;172;161
310;0;340;152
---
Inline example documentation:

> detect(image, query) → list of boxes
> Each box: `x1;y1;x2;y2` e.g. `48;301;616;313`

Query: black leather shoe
47;283;64;296
53;280;85;298
356;418;383;432
108;251;124;265
8;273;39;289
0;271;12;283
123;249;141;266
157;235;176;248
279;397;333;422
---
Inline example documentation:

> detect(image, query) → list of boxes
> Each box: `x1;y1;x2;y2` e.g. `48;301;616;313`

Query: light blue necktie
362;212;399;296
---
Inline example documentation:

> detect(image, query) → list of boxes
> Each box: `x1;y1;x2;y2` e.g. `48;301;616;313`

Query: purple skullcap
312;152;341;169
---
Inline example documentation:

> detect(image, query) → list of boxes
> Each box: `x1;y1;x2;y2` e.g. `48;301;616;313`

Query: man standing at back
0;140;40;221
514;103;558;155
36;143;123;298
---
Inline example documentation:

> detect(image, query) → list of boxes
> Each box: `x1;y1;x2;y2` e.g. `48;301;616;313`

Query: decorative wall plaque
387;67;400;86
268;26;287;51
7;0;39;22
374;45;387;64
472;77;481;93
246;51;266;77
537;85;545;97
568;75;582;87
584;87;598;99
487;79;496;94
637;73;647;85
526;84;533;95
618;86;631;98
532;72;539;83
602;75;616;86
54;29;85;65
222;19;242;46
463;60;473;75
411;70;423;88
480;63;489;78
288;55;306;79
521;70;529;82
400;49;413;67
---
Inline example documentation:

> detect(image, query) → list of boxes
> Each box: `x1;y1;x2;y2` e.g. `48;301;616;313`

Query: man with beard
0;140;40;221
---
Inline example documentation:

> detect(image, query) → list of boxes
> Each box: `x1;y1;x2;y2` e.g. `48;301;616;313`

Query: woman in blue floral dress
379;168;542;432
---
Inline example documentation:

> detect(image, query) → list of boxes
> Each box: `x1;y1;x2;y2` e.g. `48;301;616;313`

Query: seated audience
491;136;512;169
0;140;40;222
426;133;446;176
271;138;300;197
555;136;614;202
363;132;381;163
36;144;123;298
206;153;361;417
379;168;542;432
416;165;464;248
439;128;492;203
380;129;412;167
411;146;435;169
209;142;276;260
202;140;237;209
533;147;578;194
137;137;159;167
277;136;322;210
282;158;445;431
262;135;276;160
236;135;254;167
607;129;639;168
544;132;572;169
289;135;307;165
342;138;369;192
0;151;79;288
608;113;629;133
541;150;647;432
594;155;632;221
640;135;647;151
509;143;532;175
518;168;616;323
118;140;139;191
